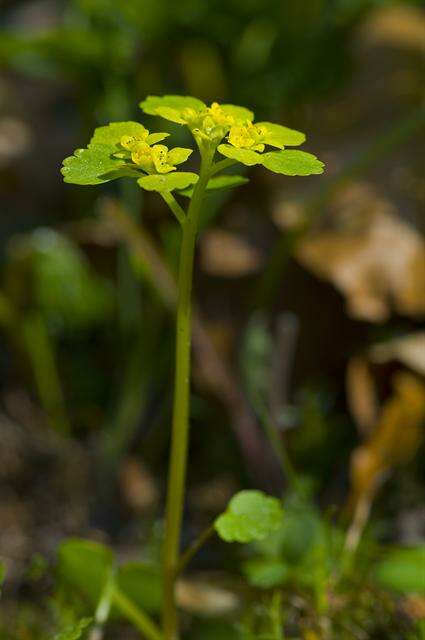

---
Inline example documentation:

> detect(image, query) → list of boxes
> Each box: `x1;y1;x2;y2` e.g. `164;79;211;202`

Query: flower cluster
61;96;324;190
114;131;192;175
139;95;308;156
183;102;236;142
140;96;256;145
227;122;269;152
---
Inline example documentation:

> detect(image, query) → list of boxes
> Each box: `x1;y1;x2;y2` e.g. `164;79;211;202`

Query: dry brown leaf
200;229;263;277
349;372;425;504
296;182;425;322
361;4;425;53
370;332;425;376
346;356;379;435
345;371;425;551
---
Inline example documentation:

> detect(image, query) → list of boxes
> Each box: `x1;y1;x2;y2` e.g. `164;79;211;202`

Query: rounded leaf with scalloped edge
215;490;284;544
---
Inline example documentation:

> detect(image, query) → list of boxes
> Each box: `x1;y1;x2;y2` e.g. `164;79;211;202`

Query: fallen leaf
296;182;425;322
349;372;425;504
370;332;425;376
346;356;379;435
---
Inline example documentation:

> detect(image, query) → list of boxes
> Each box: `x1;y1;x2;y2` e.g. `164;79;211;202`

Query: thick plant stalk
162;151;212;639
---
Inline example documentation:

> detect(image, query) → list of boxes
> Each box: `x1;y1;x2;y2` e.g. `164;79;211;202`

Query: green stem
161;192;186;226
162;149;213;640
176;524;215;576
209;158;236;176
113;588;163;640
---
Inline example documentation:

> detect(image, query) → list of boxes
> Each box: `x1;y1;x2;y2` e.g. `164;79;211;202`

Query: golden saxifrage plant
61;96;325;640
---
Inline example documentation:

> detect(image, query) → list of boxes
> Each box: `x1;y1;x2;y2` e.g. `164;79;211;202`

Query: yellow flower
151;145;175;174
228;122;267;152
181;107;202;126
178;102;237;143
208;102;235;127
121;132;149;150
120;137;193;175
130;141;155;171
129;143;174;174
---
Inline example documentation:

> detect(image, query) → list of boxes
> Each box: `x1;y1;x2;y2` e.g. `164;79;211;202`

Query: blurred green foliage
373;546;425;595
5;229;114;332
0;0;401;122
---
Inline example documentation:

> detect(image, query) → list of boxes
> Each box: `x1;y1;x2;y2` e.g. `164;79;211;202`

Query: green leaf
261;150;325;176
54;618;92;640
221;104;254;123
167;147;193;165
206;174;249;190
62;122;169;185
243;558;289;589
140;95;206;123
138;172;198;192
57;538;114;605
215;490;283;543
373;547;425;594
217;144;262;166
61;145;127;185
146;132;170;145
89;121;148;146
256;122;306;148
178;174;249;197
115;562;162;614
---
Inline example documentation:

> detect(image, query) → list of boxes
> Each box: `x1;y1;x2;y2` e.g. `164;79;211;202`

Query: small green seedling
214;490;283;544
61;95;324;640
